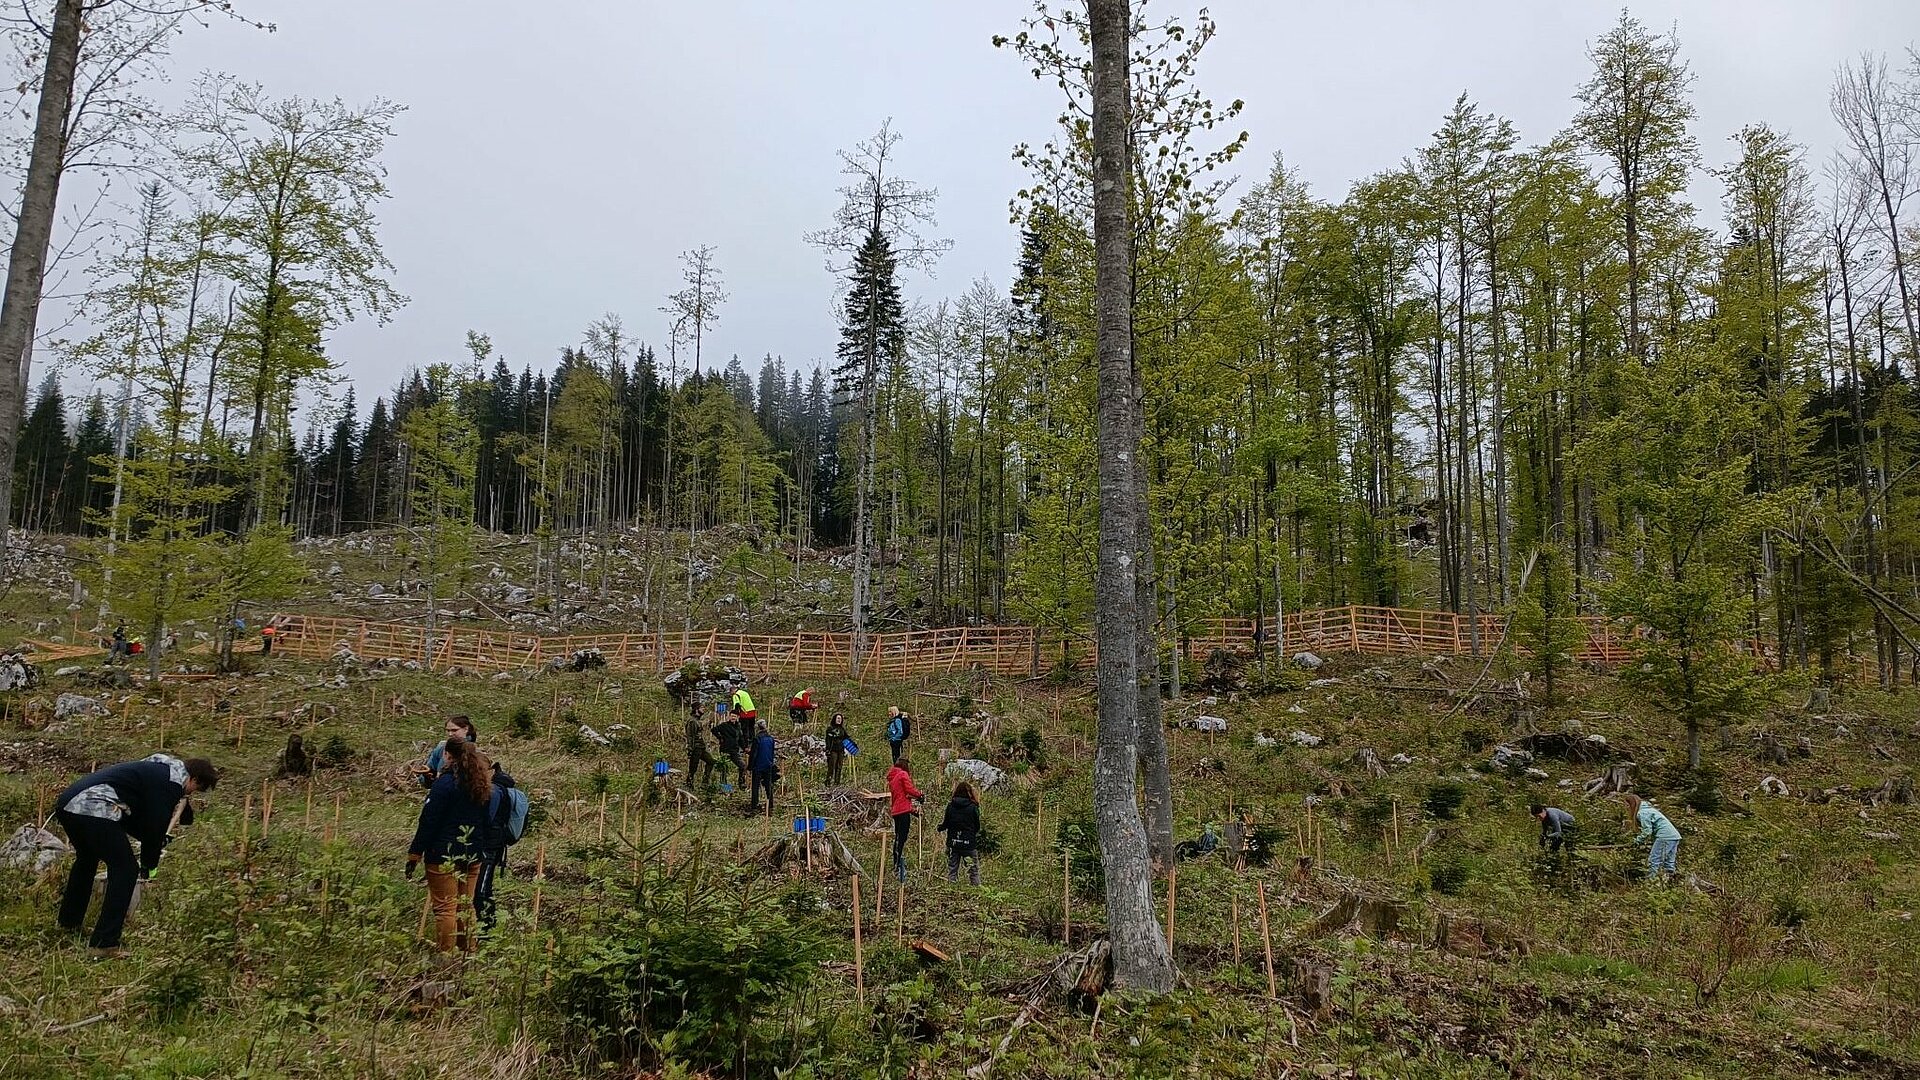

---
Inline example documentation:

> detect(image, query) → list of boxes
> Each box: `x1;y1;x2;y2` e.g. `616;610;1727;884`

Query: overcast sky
154;0;1918;412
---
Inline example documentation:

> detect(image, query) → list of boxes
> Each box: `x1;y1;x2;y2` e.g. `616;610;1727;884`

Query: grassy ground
1;642;1916;1079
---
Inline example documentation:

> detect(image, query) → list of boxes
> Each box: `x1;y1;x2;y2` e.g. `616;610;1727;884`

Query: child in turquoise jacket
1625;794;1681;878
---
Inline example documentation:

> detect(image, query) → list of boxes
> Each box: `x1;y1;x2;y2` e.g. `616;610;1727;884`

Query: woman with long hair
407;737;494;952
938;781;982;885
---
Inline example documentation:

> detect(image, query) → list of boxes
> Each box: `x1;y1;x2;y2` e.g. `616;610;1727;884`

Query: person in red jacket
886;755;924;883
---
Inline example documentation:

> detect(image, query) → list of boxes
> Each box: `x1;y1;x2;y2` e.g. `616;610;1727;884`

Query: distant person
823;712;851;786
1530;804;1576;855
731;685;757;727
1624;794;1682;879
788;686;818;726
54;753;219;957
109;624;128;662
713;705;746;789
938;781;982;885
259;624;276;655
415;716;479;788
748;721;778;815
407;738;495;952
684;707;716;786
885;705;912;764
886;755;925;882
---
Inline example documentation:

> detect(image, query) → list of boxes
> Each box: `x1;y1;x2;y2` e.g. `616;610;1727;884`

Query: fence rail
263;604;1645;680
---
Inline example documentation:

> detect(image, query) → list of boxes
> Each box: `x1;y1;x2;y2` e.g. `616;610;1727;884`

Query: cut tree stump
1308;891;1405;939
1290;958;1332;1020
1585;763;1634;796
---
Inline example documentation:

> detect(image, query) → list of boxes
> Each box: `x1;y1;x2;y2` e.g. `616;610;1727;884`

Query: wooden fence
264;604;1644;680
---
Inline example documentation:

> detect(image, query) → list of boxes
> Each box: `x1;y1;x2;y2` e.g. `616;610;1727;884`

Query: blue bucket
843;737;859;756
652;760;670;777
792;816;828;834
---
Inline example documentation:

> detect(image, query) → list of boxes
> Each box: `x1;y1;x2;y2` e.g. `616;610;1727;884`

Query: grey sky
158;0;1917;412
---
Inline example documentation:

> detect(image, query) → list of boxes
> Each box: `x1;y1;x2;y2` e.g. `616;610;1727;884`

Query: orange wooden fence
264;604;1644;680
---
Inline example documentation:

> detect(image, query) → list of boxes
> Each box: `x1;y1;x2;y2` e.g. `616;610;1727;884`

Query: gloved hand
404;857;419;879
142;866;159;882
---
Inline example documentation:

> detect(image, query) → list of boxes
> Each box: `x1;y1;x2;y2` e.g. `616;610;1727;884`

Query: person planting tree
53;753;220;958
1531;804;1576;856
1624;794;1682;880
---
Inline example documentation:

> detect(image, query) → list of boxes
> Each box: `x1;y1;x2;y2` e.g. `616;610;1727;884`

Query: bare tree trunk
0;0;83;553
1135;396;1173;869
1089;0;1172;993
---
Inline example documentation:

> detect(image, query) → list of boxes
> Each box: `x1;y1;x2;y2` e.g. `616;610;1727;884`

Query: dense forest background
11;12;1920;688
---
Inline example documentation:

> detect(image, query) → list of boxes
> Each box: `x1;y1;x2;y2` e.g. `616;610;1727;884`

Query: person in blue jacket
748;721;778;816
1625;794;1682;879
415;715;478;788
406;738;496;952
54;753;220;957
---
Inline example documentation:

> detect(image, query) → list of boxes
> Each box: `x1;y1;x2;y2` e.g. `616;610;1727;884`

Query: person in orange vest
787;687;817;726
260;624;277;655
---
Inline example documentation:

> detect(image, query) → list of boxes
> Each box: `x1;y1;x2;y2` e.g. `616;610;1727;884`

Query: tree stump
1290;958;1333;1020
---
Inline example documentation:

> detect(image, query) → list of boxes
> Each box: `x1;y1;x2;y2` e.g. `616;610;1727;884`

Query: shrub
508;704;538;739
1020;722;1048;768
315;734;354;769
1683;764;1724;815
1055;815;1105;901
552;869;823;1071
1424;781;1468;821
1428;852;1473;895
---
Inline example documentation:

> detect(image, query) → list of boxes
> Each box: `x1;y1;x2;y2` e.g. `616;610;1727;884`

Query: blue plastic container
791;816;828;834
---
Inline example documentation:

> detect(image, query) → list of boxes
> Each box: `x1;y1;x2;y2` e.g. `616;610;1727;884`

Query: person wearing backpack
824;712;851;786
886;755;925;882
473;757;524;930
407;738;496;952
748;721;778;816
938;781;982;885
54;753;220;957
885;705;911;764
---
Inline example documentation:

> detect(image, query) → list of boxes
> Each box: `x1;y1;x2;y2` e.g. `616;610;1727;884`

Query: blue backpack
887;715;905;742
488;785;531;847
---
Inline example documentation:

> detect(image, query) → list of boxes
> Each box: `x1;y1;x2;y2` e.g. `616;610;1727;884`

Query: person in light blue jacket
1625;794;1681;878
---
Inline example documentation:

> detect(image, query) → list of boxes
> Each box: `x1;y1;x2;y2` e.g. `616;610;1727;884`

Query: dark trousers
722;750;746;785
889;739;905;764
56;810;140;949
750;769;776;812
687;745;716;785
892;812;913;880
474;852;501;929
826;752;845;786
1545;832;1573;855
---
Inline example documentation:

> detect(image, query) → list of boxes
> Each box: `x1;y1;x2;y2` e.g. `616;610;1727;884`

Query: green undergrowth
0;651;1915;1077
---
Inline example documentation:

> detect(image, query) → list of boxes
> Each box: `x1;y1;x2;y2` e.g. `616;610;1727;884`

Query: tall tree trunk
1088;0;1172;993
1136;392;1173;870
0;0;83;555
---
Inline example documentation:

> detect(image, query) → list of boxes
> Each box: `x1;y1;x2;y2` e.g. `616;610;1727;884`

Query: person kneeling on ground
887;755;925;882
1624;794;1681;880
407;738;496;953
55;753;219;958
788;686;817;726
1531;803;1576;855
939;781;982;885
748;721;778;816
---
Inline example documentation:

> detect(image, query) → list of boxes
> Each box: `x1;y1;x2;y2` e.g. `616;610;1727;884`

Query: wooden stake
851;875;865;1006
1391;794;1401;850
1231;885;1242;968
238;794;252;860
1062;849;1072;945
894;880;905;943
531;843;547;930
417;891;432;940
330;793;342;843
304;779;314;830
259;782;273;839
597;793;607;842
875;833;886;921
1257;882;1277;1000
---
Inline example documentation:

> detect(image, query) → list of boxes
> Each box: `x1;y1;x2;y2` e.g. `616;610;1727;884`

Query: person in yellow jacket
731;686;757;725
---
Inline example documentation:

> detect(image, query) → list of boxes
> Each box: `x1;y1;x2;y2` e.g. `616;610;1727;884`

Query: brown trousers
425;862;480;952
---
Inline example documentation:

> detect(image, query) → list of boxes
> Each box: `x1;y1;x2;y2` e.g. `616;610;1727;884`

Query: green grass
0;643;1916;1077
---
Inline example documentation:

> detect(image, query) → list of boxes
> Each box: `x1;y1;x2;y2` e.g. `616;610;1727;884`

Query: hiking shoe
88;947;129;960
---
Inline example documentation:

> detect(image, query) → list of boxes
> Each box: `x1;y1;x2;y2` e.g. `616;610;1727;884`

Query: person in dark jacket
55;754;219;956
472;758;518;931
748;722;778;815
1531;803;1576;855
938;781;982;885
823;713;850;786
713;705;746;789
885;705;912;763
407;738;495;952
